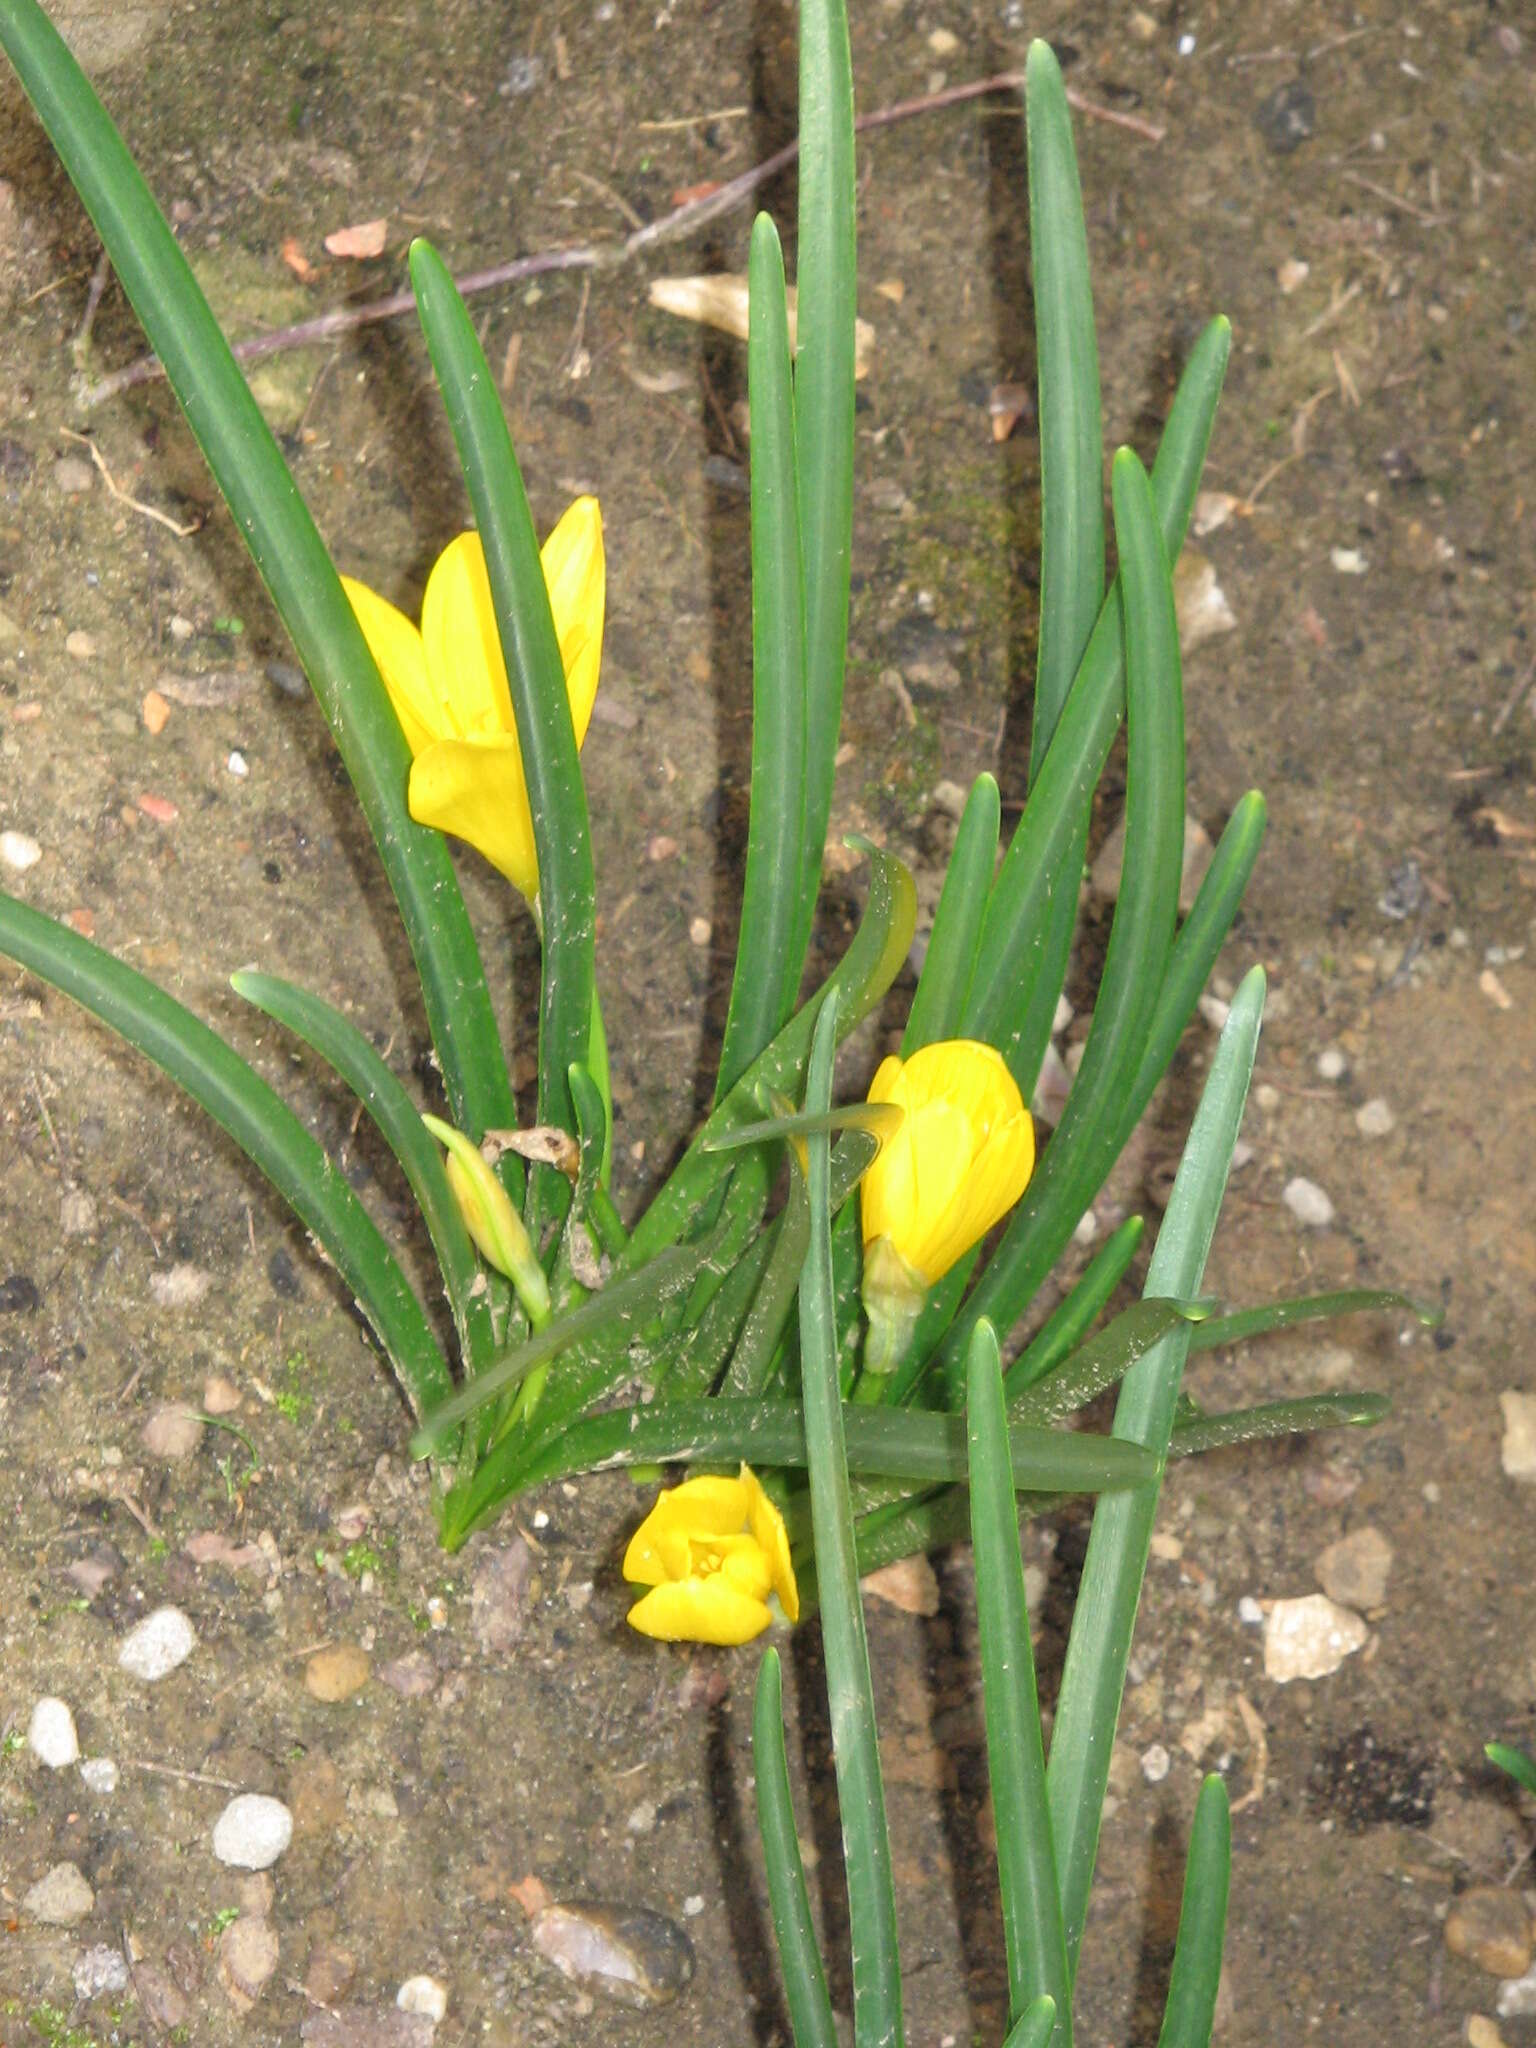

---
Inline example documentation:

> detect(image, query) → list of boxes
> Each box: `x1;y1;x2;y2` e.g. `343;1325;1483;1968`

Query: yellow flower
624;1465;799;1646
422;1114;551;1329
342;497;604;902
859;1039;1035;1375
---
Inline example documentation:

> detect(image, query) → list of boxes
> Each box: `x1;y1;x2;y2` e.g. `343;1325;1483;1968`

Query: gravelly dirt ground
1;2;1533;2044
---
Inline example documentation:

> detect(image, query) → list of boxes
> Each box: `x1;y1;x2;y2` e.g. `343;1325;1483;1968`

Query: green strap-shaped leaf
968;1321;1073;2047
1002;1215;1144;1399
541;1395;1155;1493
1026;39;1105;780
799;993;905;2048
1011;1299;1203;1427
755;1649;838;2048
903;774;1001;1052
232;969;492;1378
1003;1999;1060;2048
790;0;858;982
719;213;808;1098
1487;1744;1536;1799
1046;966;1265;1978
0;894;450;1417
963;317;1230;1064
938;449;1187;1397
1155;1776;1230;2048
1169;1390;1390;1455
408;239;596;1213
0;0;513;1144
1186;1284;1440;1352
625;841;915;1270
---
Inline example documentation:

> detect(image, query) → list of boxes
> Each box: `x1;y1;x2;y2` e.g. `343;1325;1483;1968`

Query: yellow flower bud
422;1114;551;1328
623;1464;799;1645
859;1039;1034;1375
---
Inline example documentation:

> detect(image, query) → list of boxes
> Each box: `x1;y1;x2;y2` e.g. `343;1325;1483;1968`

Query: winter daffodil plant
0;0;1419;1600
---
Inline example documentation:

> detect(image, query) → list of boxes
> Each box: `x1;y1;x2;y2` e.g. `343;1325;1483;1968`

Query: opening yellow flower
859;1039;1035;1375
623;1465;799;1646
341;497;604;903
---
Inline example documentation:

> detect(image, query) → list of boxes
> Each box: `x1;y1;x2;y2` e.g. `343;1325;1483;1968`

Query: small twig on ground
638;105;749;132
59;426;202;536
1340;168;1447;226
83;69;1163;406
123;1757;243;1791
73;247;111;356
1300;276;1362;340
1490;655;1536;738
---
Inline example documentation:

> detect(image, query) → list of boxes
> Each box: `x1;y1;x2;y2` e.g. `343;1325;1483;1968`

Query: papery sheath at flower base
341;497;604;905
858;1039;1035;1382
623;1465;799;1646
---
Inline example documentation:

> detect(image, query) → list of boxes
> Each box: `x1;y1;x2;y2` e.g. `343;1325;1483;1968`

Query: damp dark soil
1;3;1533;2044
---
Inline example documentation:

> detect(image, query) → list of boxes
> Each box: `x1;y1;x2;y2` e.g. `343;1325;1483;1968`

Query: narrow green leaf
1003;1998;1059;2048
1156;1776;1230;2048
1011;1299;1204;1427
1002;1216;1144;1399
1487;1744;1536;1799
705;1102;902;1156
964;317;1230;1060
968;1321;1073;2044
790;0;857;982
720;213;808;1097
799;992;904;2048
0;0;513;1142
754;1650;838;2048
0;894;451;1417
725;1180;812;1398
408;238;596;1207
232;969;491;1377
904;773;1000;1052
546;1395;1155;1493
1118;791;1267;1148
412;1241;708;1456
1046;966;1265;1977
658;1228;776;1397
624;841;915;1270
1187;1285;1440;1352
1169;1390;1390;1455
939;449;1187;1396
1026;39;1104;779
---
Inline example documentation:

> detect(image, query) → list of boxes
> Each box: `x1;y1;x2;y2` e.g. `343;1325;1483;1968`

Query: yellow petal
420;530;515;741
407;736;539;900
626;1575;771;1646
340;575;440;758
622;1473;749;1584
718;1541;773;1603
540;496;605;747
738;1464;799;1622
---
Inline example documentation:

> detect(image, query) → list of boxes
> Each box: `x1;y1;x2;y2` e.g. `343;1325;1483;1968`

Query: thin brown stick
83;69;1161;406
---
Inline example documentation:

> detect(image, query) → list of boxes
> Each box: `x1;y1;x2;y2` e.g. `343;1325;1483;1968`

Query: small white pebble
1253;1082;1280;1113
29;1697;81;1769
118;1604;196;1681
532;1509;550;1530
1176;31;1196;54
0;829;42;872
168;613;194;640
1197;994;1230;1031
1229;1140;1255;1169
1072;1209;1099;1247
65;628;97;661
1237;1595;1265;1626
1264;1594;1367;1682
682;1894;706;1918
1053;994;1074;1035
72;1943;130;1999
396;1975;448;2022
227;749;249;778
1330;547;1368;575
626;1799;657;1835
212;1793;293;1870
1140;1743;1171;1783
926;26;959;55
689;914;712;948
79;1757;118;1795
1355;1097;1395;1137
1421;1481;1440;1506
1315;1046;1346;1081
1282;1176;1335;1229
